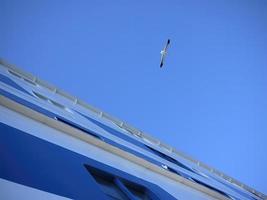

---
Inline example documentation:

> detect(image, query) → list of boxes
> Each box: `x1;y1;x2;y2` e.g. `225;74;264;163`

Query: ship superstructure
0;59;265;200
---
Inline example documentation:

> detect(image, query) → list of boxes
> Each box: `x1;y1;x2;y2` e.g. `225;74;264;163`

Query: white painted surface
0;60;265;200
0;63;256;200
0;104;216;200
0;178;70;200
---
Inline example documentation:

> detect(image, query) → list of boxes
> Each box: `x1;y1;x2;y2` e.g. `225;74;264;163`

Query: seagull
160;39;170;68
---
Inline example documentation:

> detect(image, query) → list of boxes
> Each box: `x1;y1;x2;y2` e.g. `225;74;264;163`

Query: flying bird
160;39;170;68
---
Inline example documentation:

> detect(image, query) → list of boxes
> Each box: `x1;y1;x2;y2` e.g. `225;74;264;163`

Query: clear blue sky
1;0;267;194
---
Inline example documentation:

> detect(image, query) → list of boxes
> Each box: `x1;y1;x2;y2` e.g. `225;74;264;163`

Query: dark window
191;178;232;199
162;164;178;174
8;69;22;78
211;176;255;200
49;99;66;110
0;74;33;96
84;165;157;200
145;145;195;173
23;78;37;86
123;181;151;200
32;91;49;101
162;164;197;183
54;117;102;140
92;173;128;200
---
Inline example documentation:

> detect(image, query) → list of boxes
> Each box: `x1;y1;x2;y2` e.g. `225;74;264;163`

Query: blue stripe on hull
77;111;151;151
0;74;33;96
0;89;180;174
0;122;176;200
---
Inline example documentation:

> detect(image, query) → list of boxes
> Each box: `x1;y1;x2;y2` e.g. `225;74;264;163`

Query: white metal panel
0;104;217;200
0;178;70;200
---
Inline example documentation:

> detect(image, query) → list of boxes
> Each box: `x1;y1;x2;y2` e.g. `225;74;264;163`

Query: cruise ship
0;59;266;200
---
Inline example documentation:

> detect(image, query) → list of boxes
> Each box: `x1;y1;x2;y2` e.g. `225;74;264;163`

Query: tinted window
0;74;32;96
123;181;151;200
54;117;102;140
191;178;232;199
92;173;128;200
84;165;158;200
145;145;195;173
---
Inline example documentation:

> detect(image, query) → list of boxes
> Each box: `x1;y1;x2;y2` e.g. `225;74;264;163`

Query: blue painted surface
1;1;267;194
77;111;152;152
0;88;56;118
1;70;200;177
115;178;137;200
212;177;257;200
0;122;108;200
0;88;249;199
0;89;158;165
78;112;244;199
0;74;32;96
78;110;199;176
54;116;103;140
0;88;196;178
191;178;236;200
0;122;176;200
144;144;195;173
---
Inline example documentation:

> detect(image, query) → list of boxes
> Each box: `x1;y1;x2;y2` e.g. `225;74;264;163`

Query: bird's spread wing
160;39;170;68
165;39;170;51
160;54;165;68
